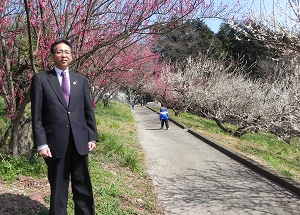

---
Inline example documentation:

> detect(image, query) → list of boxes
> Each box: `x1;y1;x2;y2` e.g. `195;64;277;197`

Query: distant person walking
140;95;144;106
159;104;169;130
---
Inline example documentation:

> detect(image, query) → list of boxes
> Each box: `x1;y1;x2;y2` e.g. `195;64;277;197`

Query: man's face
51;42;72;70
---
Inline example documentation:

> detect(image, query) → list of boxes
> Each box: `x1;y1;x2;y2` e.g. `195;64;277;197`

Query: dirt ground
0;176;49;214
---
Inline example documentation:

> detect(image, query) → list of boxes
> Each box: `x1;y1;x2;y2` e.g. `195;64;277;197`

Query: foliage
0;0;207;157
147;51;300;143
0;154;46;183
0;97;9;136
222;0;300;80
154;18;224;63
216;22;277;78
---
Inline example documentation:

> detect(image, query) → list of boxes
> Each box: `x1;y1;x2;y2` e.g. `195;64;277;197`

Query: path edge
147;106;300;196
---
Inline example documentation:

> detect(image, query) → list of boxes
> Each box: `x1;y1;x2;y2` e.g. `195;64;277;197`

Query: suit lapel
46;69;68;108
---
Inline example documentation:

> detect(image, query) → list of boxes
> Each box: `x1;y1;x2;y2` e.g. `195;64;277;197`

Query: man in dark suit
31;38;98;215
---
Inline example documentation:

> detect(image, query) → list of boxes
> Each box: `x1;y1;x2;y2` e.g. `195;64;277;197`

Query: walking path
132;105;300;215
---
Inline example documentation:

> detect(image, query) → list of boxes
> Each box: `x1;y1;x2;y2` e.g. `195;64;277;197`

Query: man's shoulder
34;69;55;76
70;71;86;78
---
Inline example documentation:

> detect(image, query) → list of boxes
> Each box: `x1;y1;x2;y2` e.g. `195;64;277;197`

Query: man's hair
50;38;73;54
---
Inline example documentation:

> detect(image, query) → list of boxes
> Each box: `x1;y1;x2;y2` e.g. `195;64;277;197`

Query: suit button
65;125;69;128
68;112;70;114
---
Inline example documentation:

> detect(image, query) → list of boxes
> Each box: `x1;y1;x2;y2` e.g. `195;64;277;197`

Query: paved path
132;105;300;215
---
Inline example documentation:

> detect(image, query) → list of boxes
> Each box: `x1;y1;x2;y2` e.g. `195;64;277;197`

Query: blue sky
204;0;289;33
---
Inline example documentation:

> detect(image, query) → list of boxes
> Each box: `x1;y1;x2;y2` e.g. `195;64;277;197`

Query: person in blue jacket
159;104;169;130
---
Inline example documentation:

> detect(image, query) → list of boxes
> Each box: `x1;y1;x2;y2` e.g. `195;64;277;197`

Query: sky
204;0;290;33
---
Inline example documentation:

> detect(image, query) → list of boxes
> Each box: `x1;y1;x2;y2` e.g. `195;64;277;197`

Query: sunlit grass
0;101;163;215
121;151;141;172
2;100;299;214
0;155;47;183
89;102;162;215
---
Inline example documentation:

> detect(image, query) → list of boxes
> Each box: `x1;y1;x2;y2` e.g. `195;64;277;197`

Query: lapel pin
73;81;77;85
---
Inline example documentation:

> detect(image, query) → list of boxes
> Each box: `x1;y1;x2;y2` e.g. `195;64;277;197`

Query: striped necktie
61;71;70;106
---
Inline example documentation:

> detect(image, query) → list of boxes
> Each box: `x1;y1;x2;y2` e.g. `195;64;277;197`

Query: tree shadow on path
0;193;48;215
151;160;300;215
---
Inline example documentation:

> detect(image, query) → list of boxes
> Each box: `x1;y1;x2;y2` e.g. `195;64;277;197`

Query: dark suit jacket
31;69;98;158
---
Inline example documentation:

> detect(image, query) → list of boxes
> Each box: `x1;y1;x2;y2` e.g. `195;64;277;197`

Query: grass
0;101;163;215
80;102;163;214
0;155;47;183
0;100;299;214
167;110;300;183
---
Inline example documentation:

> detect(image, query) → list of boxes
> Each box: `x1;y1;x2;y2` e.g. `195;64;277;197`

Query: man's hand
88;141;96;152
38;147;52;158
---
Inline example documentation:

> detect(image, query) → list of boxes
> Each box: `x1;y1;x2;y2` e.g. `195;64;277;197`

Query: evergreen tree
217;22;277;78
154;18;224;63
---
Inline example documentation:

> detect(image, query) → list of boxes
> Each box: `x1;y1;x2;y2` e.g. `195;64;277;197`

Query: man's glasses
54;50;71;56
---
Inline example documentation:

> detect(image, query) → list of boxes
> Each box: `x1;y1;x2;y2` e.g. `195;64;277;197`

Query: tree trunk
103;98;109;107
18;119;33;156
11;120;19;157
211;117;233;134
9;118;33;158
0;124;11;150
170;107;181;117
233;125;258;138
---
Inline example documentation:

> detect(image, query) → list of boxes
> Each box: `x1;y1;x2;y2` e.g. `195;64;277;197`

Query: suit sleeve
30;74;48;148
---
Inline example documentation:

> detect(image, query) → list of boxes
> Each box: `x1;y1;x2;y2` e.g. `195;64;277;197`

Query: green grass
1;101;300;214
88;102;162;214
0;102;163;215
0;155;47;183
0;98;10;142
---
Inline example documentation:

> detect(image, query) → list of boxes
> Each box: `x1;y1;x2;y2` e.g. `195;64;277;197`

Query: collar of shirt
55;67;69;77
54;67;70;88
